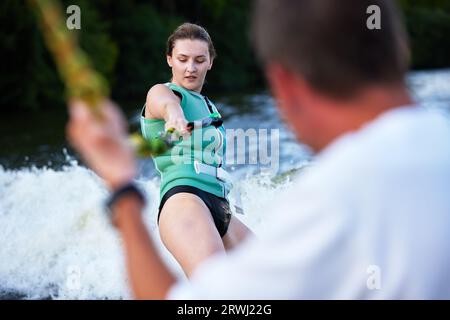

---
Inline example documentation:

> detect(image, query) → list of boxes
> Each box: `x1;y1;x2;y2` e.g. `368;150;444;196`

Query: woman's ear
167;55;173;68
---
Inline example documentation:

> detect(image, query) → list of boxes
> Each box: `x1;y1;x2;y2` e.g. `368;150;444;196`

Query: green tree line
1;0;449;112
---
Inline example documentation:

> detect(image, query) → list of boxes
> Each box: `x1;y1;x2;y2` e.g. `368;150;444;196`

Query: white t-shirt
168;106;450;299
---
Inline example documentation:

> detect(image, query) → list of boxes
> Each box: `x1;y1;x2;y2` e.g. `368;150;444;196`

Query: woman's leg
158;192;225;278
222;215;254;251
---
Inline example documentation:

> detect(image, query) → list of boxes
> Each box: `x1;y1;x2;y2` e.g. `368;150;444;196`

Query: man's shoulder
289;106;450;203
318;106;450;170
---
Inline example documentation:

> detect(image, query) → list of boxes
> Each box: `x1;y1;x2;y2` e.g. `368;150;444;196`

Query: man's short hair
252;0;410;99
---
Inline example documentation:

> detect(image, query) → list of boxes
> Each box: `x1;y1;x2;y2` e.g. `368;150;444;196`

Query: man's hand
67;100;137;190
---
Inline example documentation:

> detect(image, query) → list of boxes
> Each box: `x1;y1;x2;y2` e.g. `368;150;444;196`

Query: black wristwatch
105;182;146;226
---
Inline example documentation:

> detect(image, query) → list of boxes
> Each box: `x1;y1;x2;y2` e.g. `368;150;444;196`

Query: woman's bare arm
145;84;189;134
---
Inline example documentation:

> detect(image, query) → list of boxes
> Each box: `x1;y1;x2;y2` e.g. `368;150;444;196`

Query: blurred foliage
398;0;450;69
1;0;449;112
1;0;117;111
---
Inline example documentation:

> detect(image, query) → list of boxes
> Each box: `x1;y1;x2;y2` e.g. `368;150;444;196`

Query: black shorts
158;185;232;237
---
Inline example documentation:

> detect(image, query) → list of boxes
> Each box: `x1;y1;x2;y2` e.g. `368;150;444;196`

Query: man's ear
208;58;214;70
266;63;313;109
266;63;298;108
167;55;173;68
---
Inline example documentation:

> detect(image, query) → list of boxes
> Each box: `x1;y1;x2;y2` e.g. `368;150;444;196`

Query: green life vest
140;82;230;201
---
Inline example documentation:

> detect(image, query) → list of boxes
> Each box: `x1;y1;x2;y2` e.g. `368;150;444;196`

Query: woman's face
167;39;213;93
